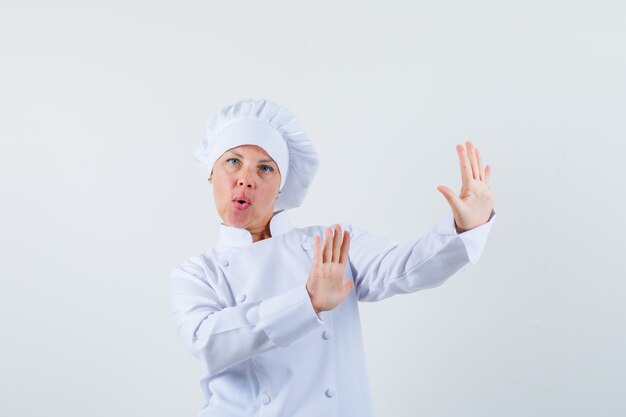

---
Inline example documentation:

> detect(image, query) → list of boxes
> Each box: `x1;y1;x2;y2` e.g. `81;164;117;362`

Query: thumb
341;278;354;297
436;185;459;208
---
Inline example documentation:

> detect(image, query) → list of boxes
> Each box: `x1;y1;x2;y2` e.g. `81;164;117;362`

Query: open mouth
233;197;251;210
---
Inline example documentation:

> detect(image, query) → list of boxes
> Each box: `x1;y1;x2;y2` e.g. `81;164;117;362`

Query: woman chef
170;98;497;417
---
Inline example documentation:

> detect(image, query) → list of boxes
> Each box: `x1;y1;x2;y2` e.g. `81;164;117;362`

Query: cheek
212;181;230;204
259;186;279;205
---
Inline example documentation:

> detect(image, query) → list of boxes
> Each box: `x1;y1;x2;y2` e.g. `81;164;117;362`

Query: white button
261;394;271;405
237;294;246;303
219;259;229;267
322;330;332;340
301;240;313;251
325;388;335;398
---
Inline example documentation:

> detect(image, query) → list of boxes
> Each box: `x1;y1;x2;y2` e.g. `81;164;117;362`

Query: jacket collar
216;210;292;248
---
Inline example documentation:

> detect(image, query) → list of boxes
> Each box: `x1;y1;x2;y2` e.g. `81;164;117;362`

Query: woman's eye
259;165;274;173
226;158;239;165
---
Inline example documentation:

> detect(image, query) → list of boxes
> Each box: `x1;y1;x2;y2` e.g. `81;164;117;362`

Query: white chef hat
194;97;320;212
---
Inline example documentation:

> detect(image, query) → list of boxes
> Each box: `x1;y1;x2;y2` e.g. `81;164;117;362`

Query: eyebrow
228;151;275;164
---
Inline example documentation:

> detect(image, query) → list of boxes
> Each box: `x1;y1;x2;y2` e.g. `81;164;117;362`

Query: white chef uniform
170;206;497;417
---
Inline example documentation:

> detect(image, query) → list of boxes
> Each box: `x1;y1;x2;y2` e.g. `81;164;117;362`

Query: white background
1;1;625;416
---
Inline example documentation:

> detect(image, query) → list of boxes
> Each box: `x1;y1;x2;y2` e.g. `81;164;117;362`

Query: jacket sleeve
346;208;497;302
170;259;324;376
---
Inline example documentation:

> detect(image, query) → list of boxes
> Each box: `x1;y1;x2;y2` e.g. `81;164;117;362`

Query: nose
237;168;255;188
238;179;253;188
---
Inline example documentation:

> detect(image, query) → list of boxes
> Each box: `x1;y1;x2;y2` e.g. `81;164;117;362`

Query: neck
250;221;272;243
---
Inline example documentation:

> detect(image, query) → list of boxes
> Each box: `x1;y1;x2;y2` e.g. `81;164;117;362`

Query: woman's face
211;144;282;232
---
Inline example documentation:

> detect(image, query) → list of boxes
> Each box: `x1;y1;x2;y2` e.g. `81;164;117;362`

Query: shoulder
169;251;221;284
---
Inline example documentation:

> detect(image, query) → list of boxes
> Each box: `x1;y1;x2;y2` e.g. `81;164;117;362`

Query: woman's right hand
306;224;354;314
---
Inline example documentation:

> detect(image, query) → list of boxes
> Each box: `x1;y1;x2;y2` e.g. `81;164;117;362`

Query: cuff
458;208;497;264
432;208;497;264
258;284;324;348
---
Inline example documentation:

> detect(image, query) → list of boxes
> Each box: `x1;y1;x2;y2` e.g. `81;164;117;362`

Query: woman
170;98;497;417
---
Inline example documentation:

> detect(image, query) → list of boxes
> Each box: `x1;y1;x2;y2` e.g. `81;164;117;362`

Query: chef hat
194;98;320;212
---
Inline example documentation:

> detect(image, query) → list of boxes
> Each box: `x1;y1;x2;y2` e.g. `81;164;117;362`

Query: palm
437;141;494;232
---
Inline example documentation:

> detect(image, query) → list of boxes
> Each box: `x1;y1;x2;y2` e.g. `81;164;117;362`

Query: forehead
223;144;274;160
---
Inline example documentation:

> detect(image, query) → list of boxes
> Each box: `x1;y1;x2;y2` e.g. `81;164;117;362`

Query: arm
345;207;497;302
170;259;323;376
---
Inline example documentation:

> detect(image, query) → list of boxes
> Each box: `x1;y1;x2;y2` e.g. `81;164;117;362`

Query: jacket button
322;330;332;340
237;294;246;303
325;388;335;398
219;259;229;267
261;394;271;405
301;240;313;251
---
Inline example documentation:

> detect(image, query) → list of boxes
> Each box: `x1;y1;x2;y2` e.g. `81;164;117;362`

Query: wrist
454;221;468;234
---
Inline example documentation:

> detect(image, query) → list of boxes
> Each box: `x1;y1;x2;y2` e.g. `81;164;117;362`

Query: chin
226;211;253;228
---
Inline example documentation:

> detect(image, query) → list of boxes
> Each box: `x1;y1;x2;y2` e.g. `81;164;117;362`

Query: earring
276;190;281;199
208;175;213;184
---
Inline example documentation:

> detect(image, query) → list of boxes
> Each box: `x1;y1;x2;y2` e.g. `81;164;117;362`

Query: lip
233;201;251;211
233;195;252;204
232;195;252;211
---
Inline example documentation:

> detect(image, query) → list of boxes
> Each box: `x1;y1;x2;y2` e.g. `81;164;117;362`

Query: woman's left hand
436;140;495;233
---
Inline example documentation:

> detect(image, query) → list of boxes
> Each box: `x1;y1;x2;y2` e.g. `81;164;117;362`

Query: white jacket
170;208;497;417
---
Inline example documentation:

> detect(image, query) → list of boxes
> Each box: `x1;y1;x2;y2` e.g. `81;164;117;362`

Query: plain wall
1;1;625;416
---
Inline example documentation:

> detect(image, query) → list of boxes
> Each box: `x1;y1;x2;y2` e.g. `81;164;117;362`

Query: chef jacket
170;207;497;417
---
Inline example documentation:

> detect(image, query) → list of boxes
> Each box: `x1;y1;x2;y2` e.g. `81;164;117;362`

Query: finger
338;230;350;264
456;144;473;187
323;226;333;263
437;185;460;209
332;224;342;262
475;146;484;182
485;164;491;186
466;140;479;180
312;235;322;266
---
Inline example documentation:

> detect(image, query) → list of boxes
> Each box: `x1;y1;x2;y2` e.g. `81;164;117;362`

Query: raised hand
306;224;354;314
436;140;495;233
